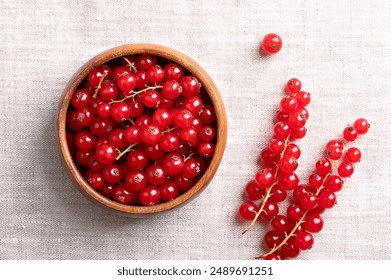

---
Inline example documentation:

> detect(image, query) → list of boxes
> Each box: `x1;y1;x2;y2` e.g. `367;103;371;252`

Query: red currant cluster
238;76;369;258
66;54;217;206
239;78;310;232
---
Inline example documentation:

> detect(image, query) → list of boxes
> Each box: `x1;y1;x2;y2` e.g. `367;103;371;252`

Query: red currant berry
295;91;311;107
100;184;115;198
285;143;301;159
199;105;216;125
343;126;358;142
296;107;309;120
304;214;323;233
88;155;105;172
75;131;95;152
125;170;147;192
308;173;324;190
238;201;258;221
353;118;370;134
180;75;200;97
109;129;128;150
124;126;141;144
319;190;336;209
141;89;161;108
127;149;148;170
269;184;287;203
139;185;161;206
95;143;116;164
162;79;182;100
294;231;314;250
259;201;279;222
273;122;291;139
280;96;298;114
269;138;284;154
260;147;277;164
338;161;354;177
112;185;134;205
100;83;118;102
290;126;307;139
113;66;130;81
117;73;136;92
97;102;112;118
278;172;299;191
324;175;343;192
244;180;265;200
144;143;165;160
280;239;300;259
102;164;122;184
111;103;131;122
174;109;194;128
75;150;92;167
159;182;179;201
326;139;344;149
300;192;318;210
140;124;161;145
146;164;166;185
287;204;304;222
293;184;311;203
127;97;145;118
197;141;215;157
276;110;290;123
182;158;204;178
162;153;185;175
261;33;283;55
146;65;165;84
285;78;302;94
279;155;298;173
87;172;105;190
164;63;184;81
159;133;181;152
255;168;275;189
137;54;157;70
288;112;306;130
152;109;172;128
88;66;110;87
172;175;195;191
271;215;292;234
263;253;284;260
345;147;361;163
315;159;332;176
264;230;283;249
71;89;91;109
199;126;215;142
326;145;343;160
183;96;203;115
179;126;199;144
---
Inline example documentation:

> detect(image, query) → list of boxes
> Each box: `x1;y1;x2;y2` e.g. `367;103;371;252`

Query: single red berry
199;105;216;125
159;182;179;201
97;102;112;118
152;109;172;128
140;124;162;145
164;63;184;81
269;138;284;154
109;129;128;150
111;103;131;122
146;65;165;84
183;96;203;116
99;184;115;199
295;91;311;107
100;83;118;102
112;185;134;205
343;126;358;142
162;153;185;175
294;231;314;250
144;143;165;160
296;107;309;120
261;33;283;55
304;214;323;233
127;97;145;118
146;164;166;185
95;143;116;165
74;131;95;152
260;147;277;164
199;126;216;142
288;112;306;130
285;143;301;159
127;149;148;170
280;96;298;114
87;172;105;190
141;89;161;108
259;201;279;222
285;78;302;94
159;132;181;152
174;109;194;128
326;139;344;149
135;115;153;128
269;184;287;203
287;204;304;222
300;192;319;210
244;180;265;200
271;215;292;234
345;147;362;163
279;155;298;173
172;175;195;191
275;110;290;123
280;239;300;259
102;164;122;184
124;126;141;144
353;118;370;134
75;150;92;167
278;172;299;191
179;126;199;144
324;175;343;192
125;170;147;192
338;161;354;177
273;122;291;139
117;73;136;92
162;79;182;100
88;155;105;172
293;184;311;203
319;190;336;209
290;126;307;139
139;186;161;206
255;168;275;189
182;158;203;178
180;75;200;97
315;159;332;176
326;145;343;160
308;173;324;190
71;89;91;109
238;201;258;221
137;54;157;70
113;66;130;81
264;230;283;249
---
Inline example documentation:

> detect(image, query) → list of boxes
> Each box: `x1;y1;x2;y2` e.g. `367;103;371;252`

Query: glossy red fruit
245;180;265;200
255;168;275;189
95;143;116;164
238;201;258;221
285;78;302;94
139;185;161;206
353;118;370;134
261;33;283;55
294;231;314;250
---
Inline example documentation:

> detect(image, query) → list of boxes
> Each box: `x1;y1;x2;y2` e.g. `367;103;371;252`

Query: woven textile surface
0;0;390;259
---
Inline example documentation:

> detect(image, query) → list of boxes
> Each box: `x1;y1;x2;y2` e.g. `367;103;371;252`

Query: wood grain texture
57;43;227;217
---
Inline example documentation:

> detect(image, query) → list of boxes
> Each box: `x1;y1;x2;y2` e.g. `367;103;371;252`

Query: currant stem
116;143;138;160
183;153;195;162
242;137;291;235
109;85;163;104
259;173;331;258
123;57;138;72
162;126;179;134
92;73;107;99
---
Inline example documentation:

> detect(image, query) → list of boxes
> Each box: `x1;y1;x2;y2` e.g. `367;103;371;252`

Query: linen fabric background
0;0;390;259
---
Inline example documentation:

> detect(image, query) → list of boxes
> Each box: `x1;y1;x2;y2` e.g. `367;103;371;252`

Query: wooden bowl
57;43;227;217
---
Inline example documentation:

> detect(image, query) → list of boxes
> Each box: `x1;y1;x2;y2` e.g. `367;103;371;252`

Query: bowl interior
58;43;227;216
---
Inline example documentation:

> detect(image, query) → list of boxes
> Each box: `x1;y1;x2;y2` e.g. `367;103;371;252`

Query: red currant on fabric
338;161;354;178
343;126;358;142
285;78;302;94
353;118;370;134
294;231;314;250
239;201;258;221
345;147;361;163
255;168;275;189
261;33;283;55
245;180;265;200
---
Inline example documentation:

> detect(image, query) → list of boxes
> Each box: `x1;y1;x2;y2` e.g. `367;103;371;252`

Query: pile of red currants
66;54;217;206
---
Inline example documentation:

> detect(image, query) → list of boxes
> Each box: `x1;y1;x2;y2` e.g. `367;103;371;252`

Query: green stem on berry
116;143;138;160
259;173;331;259
109;85;163;104
242;137;290;235
123;57;138;72
92;73;107;99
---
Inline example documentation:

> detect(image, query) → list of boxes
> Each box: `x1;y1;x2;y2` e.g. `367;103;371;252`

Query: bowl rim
57;43;227;216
